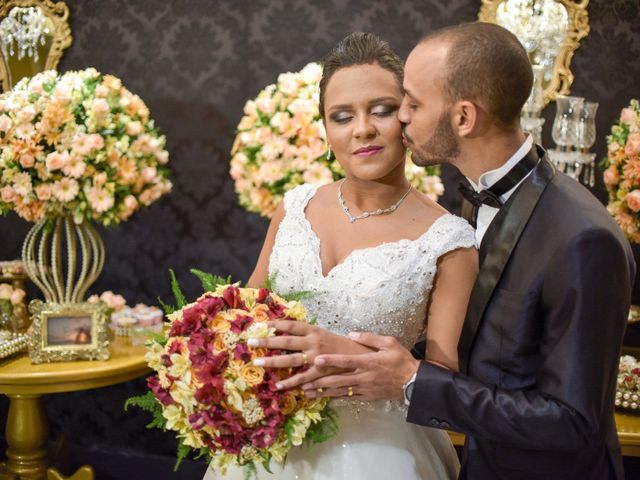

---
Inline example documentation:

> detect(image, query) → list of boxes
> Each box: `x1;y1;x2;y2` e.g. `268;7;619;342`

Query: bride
204;32;477;479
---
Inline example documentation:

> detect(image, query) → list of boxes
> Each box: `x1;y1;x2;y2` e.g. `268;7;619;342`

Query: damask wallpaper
0;0;638;478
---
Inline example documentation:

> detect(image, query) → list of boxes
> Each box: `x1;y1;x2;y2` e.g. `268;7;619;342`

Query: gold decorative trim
479;0;590;105
0;0;72;92
28;300;110;364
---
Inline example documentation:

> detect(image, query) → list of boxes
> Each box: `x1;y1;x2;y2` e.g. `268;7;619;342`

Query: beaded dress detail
204;183;475;480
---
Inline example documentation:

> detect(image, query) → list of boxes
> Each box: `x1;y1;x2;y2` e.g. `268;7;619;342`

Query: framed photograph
28;300;110;363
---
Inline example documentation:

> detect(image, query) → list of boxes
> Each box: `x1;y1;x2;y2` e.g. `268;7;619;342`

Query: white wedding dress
204;183;475;480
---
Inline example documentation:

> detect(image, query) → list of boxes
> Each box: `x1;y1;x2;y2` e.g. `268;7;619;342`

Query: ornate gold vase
21;216;104;303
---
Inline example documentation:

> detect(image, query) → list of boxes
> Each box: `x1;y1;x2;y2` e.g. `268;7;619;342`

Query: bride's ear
452;100;478;138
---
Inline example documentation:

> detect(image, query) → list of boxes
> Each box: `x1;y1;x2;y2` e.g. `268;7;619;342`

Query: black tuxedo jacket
408;152;635;480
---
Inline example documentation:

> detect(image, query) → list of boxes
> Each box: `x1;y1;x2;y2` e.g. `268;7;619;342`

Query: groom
255;23;635;479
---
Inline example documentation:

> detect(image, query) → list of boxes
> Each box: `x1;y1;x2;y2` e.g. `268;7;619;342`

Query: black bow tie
459;146;540;226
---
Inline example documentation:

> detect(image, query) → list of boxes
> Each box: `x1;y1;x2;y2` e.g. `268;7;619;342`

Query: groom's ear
452;100;480;138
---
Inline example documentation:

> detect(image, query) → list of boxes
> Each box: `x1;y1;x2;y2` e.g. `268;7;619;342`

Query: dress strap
282;183;318;216
420;214;476;260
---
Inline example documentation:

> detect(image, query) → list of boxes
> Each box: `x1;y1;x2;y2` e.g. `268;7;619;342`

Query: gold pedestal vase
21;216;105;303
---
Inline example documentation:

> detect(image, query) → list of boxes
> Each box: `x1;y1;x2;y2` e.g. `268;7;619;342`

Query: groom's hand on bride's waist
302;332;420;401
247;320;372;390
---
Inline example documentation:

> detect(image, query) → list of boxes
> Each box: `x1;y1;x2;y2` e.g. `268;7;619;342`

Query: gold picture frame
0;0;72;92
28;300;110;364
478;0;590;105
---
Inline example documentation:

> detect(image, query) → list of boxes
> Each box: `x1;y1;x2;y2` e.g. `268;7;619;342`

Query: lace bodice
269;184;476;349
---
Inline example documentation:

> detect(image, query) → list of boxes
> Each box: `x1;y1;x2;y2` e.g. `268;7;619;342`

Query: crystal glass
575;101;598;151
552;95;584;149
522;65;546;114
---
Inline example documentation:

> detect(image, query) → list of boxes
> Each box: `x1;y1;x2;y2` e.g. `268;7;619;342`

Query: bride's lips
353;145;383;156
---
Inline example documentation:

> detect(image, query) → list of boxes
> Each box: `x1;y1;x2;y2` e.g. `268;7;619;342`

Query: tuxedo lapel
458;152;555;374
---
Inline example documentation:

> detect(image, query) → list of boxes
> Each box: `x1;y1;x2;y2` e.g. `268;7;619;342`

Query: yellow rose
210;311;231;333
252;303;271;323
239;364;264;386
213;334;227;353
250;347;266;358
279;392;297;415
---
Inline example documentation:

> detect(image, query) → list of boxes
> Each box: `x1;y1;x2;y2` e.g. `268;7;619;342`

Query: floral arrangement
616;355;640;411
0;282;25;320
0;68;171;226
230;62;443;218
602;99;640;242
126;271;336;476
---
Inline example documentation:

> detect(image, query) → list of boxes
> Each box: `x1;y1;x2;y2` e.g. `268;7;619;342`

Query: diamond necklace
337;180;413;223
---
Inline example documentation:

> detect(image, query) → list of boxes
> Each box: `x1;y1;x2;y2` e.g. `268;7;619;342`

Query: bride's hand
247;320;372;390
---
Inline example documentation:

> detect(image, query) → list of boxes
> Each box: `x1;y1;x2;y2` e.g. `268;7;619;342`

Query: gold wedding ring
347;386;354;397
301;352;309;365
317;387;324;393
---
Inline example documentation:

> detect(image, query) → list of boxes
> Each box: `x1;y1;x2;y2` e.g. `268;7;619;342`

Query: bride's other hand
302;332;419;400
248;320;372;390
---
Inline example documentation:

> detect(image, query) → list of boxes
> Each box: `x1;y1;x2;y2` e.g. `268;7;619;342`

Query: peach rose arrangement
230;62;443;218
0;68;171;226
602;99;640;242
126;270;336;476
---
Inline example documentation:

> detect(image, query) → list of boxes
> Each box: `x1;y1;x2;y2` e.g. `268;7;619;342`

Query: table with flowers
0;339;149;480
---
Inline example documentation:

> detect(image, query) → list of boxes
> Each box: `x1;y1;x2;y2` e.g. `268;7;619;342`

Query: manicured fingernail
275;382;284;390
253;358;265;366
348;332;360;339
247;338;260;347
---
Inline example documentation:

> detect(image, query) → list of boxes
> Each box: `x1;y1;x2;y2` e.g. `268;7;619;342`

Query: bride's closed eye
329;104;399;124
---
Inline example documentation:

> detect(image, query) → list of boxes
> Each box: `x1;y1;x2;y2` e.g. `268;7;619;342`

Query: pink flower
62;155;87;178
46;151;70;172
626;133;640;156
126;121;143;136
627;190;640;213
156;150;169;165
93;172;108;187
52;177;79;202
92;98;110;116
141;166;157;183
0;186;17;203
10;288;25;305
621;108;637;126
0;114;11;132
19;153;35;168
603;165;620;186
87;186;115;213
95;84;109;97
35;184;53;200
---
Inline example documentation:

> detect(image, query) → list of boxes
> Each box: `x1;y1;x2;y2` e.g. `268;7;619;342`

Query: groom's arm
408;228;632;451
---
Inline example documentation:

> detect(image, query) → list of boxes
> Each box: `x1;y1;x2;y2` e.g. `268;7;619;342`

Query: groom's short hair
422;22;533;129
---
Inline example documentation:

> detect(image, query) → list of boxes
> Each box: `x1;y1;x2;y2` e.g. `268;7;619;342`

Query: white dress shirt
466;135;534;247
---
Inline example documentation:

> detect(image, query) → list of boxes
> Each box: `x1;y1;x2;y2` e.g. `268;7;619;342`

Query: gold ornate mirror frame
479;0;589;105
0;0;72;92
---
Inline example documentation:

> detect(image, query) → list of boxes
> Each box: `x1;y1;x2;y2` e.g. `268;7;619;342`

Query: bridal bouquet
602;99;640;242
0;68;171;226
230;62;443;217
126;271;336;476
